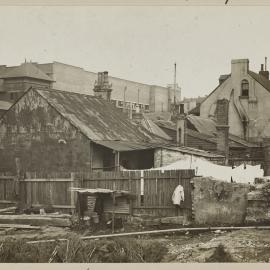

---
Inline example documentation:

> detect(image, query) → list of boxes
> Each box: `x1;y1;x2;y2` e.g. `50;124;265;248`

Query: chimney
216;99;229;164
179;103;185;114
263;137;270;176
259;60;269;80
176;114;186;146
93;71;112;101
231;59;249;76
132;104;143;123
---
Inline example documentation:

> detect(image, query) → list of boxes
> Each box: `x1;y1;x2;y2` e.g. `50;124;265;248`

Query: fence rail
0;169;195;217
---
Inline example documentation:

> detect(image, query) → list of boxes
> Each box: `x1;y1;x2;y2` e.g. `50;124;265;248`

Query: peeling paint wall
0;89;92;173
154;148;224;168
192;177;250;225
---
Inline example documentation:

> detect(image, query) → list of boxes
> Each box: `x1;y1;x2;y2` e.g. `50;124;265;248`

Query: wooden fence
0;169;195;217
82;170;194;217
0;175;16;206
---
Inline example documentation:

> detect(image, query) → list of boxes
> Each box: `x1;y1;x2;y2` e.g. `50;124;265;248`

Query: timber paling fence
0;170;194;217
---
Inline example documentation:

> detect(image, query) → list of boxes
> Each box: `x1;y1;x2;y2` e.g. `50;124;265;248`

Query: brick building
0;61;181;113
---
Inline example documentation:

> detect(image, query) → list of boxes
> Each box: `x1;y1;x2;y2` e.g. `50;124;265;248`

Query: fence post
70;172;81;214
128;173;133;216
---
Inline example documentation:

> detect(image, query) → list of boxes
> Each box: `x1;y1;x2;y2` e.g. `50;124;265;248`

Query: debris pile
246;177;270;224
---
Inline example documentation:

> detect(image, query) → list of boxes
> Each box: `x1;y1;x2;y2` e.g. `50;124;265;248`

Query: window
241;79;249;97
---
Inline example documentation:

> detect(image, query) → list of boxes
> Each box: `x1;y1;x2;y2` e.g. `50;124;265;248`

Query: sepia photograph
0;0;270;264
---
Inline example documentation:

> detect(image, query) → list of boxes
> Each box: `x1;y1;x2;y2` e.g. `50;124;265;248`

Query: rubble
246;178;270;224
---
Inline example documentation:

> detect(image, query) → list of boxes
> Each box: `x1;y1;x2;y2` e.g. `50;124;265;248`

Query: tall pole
174;63;177;106
137;89;140;113
123;86;127;113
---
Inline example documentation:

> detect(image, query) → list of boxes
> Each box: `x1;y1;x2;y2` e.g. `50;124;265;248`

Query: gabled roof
248;70;270;92
0;62;54;82
35;88;164;143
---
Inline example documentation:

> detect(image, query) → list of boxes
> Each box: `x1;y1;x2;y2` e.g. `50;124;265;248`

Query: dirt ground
0;227;270;262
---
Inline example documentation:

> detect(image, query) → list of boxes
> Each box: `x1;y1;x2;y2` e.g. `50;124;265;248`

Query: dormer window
241;79;249;97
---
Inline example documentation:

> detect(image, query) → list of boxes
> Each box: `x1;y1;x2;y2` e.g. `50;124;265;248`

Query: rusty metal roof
186;115;217;136
140;116;172;141
93;140;162;152
35;88;164;143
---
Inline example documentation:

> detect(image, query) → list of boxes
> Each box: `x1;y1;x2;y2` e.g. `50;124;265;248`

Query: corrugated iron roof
155;119;259;149
70;187;130;195
93;140;162;152
154;120;176;130
140;116;172;141
228;134;259;148
186;115;217;136
35;88;164;143
143;112;172;121
0;62;54;82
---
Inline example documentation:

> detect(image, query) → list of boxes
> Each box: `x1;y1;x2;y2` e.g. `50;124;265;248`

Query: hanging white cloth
172;185;185;206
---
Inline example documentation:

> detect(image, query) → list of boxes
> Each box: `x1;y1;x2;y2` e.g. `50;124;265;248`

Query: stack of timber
0;214;71;227
246;177;270;224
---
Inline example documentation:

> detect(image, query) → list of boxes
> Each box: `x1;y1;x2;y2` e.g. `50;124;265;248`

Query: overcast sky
0;6;269;98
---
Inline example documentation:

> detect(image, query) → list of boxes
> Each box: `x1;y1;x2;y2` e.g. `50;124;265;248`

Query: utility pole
174;62;177;106
123;86;127;113
136;88;141;113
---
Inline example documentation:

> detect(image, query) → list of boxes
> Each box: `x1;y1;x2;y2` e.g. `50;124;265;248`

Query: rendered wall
192;177;250;225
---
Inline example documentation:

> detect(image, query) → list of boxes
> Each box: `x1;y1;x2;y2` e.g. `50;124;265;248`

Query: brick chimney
176;114;186;146
132;104;143;123
93;71;112;101
263;137;270;176
259;63;269;80
216;99;229;164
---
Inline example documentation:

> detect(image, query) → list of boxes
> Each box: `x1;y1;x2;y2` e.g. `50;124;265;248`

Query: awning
93;140;160;152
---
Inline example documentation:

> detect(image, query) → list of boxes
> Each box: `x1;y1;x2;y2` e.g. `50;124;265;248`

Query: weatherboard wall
0;89;95;173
